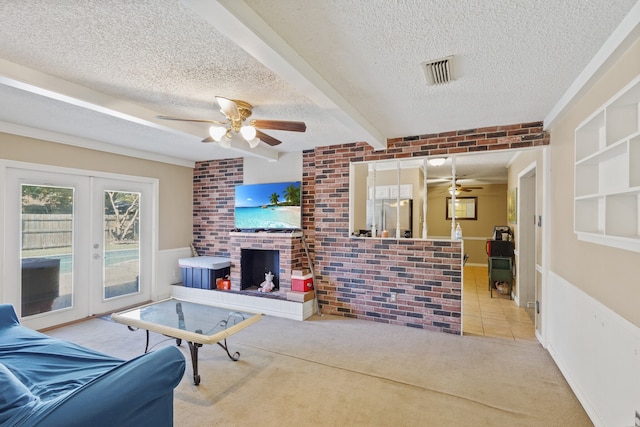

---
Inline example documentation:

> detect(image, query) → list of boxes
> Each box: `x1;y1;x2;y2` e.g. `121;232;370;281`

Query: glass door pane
103;190;141;299
20;185;74;316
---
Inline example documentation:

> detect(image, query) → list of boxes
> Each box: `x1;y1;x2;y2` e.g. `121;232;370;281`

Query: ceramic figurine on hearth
258;271;275;293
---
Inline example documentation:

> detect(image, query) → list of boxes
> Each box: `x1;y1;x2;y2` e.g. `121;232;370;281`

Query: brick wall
192;158;243;257
193;122;549;335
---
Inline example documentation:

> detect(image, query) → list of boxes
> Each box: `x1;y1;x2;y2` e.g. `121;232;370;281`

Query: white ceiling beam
181;0;387;150
0;58;200;137
0;58;279;161
225;138;280;161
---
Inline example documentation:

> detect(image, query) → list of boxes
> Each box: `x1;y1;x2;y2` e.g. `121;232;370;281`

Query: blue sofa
0;304;185;426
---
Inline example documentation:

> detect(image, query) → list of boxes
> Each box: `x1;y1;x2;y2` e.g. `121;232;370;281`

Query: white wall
546;272;640;427
542;9;640;425
243;151;302;184
156;247;192;300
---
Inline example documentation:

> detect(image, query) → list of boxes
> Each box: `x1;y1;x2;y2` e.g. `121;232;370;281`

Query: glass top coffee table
111;298;263;385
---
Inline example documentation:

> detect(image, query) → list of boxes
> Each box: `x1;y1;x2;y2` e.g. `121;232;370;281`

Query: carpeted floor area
46;311;592;426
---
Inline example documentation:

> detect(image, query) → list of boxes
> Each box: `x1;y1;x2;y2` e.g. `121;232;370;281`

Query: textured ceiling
0;0;637;170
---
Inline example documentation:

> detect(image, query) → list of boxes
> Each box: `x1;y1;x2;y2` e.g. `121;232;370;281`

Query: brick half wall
316;237;462;333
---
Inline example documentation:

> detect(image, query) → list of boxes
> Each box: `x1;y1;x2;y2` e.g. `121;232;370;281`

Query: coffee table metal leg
217;339;240;361
187;341;202;385
125;329;241;385
127;327;151;353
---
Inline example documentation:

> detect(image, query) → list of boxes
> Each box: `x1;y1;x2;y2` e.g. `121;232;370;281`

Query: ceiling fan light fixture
428;157;446;167
159;97;306;148
240;125;257;141
218;138;232;149
209;126;227;142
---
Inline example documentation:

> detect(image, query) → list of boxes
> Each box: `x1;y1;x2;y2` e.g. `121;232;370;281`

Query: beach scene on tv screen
235;181;301;229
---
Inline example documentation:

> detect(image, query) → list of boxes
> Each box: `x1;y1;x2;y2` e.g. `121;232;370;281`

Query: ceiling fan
157;96;306;148
448;183;483;195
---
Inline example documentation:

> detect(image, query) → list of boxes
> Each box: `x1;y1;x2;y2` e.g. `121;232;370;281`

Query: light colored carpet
46;313;592;426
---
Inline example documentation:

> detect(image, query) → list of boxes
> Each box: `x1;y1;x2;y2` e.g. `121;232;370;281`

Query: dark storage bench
178;256;231;290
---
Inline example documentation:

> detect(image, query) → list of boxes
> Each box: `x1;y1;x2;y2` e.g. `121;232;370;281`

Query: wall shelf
574;75;640;252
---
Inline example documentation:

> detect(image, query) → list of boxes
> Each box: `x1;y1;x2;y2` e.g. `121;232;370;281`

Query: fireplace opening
240;249;280;291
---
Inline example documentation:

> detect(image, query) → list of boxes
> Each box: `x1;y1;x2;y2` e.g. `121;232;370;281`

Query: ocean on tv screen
234;181;301;229
234;205;301;229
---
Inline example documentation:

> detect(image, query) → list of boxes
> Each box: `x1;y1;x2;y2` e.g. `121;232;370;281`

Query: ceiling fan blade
157;115;226;124
256;130;282;146
201;136;215;143
252;119;306;132
215;96;240;120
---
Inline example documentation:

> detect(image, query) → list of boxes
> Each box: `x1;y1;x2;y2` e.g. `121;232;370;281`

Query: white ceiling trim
0;120;196;167
181;0;387;150
544;1;640;130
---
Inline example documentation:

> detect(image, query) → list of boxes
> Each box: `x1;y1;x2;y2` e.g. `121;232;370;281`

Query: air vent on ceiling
422;56;454;86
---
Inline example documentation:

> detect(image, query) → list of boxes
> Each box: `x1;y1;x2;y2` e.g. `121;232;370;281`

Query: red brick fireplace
229;232;307;296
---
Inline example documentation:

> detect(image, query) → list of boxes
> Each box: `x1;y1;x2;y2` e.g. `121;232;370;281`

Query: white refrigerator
366;198;413;238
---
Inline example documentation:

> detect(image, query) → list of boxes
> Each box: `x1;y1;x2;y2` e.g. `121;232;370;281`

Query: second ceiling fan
157;96;306;148
450;183;483;193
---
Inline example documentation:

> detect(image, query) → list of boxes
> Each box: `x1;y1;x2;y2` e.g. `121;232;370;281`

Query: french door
3;165;155;330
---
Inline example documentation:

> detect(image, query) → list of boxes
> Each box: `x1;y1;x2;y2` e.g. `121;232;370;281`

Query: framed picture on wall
508;188;517;224
446;196;477;220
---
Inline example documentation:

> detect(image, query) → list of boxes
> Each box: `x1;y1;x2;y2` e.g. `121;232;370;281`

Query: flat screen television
234;181;302;230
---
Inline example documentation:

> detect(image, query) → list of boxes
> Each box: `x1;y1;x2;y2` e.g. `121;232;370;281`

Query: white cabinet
369;185;390;199
368;184;413;199
390;184;413;198
574;75;640;252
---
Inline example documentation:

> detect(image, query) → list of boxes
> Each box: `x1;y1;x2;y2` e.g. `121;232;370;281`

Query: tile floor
462;265;536;340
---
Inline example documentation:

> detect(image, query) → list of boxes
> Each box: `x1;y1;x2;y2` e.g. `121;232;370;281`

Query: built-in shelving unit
574;75;640;252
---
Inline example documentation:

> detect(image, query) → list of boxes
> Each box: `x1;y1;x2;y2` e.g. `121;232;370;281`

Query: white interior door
3;165;155;329
517;168;537;322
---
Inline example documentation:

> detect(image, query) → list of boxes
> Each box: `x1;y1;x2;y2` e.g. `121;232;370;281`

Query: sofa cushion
0;362;39;425
0;331;124;401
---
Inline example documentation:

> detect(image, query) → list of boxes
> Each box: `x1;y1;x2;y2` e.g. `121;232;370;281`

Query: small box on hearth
291;273;313;292
286;290;315;302
178;256;231;290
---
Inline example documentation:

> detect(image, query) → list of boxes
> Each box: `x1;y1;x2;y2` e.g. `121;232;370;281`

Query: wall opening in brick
240;249;280;290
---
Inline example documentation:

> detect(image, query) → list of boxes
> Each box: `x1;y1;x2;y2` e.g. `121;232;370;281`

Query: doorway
3;165;156;329
517;165;537;323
